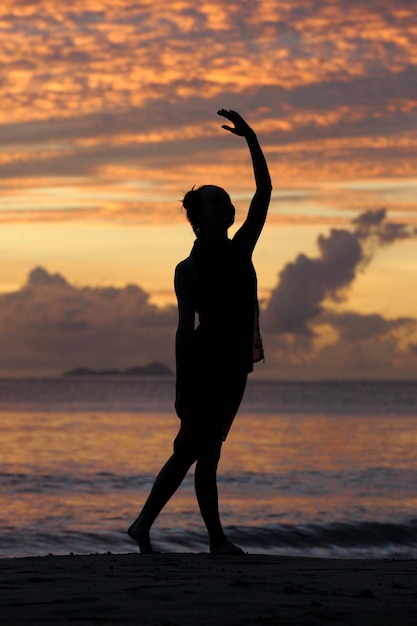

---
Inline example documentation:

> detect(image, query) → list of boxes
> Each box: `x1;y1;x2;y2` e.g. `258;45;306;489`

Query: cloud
0;0;416;226
260;310;417;380
1;261;417;379
256;208;417;379
319;310;413;342
0;267;177;375
263;209;416;336
1;1;417;379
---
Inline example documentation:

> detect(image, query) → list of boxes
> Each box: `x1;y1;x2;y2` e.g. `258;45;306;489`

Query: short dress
174;236;263;454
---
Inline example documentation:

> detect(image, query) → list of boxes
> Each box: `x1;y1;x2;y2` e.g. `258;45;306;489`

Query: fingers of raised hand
217;109;243;135
217;108;239;121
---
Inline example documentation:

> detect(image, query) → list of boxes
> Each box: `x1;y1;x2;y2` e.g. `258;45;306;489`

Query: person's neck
203;230;228;245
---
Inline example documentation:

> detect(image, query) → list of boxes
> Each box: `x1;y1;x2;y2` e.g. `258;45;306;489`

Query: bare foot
210;539;245;555
127;523;154;554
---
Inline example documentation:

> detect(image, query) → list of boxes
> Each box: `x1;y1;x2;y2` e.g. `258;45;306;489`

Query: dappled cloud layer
0;0;416;224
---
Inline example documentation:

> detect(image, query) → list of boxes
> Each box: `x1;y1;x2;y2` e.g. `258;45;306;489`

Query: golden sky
1;0;417;378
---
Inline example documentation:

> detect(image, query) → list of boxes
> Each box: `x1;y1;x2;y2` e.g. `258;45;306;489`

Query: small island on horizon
63;361;174;377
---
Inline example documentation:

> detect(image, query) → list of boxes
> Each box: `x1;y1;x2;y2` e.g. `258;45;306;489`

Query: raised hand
217;108;272;253
217;109;254;137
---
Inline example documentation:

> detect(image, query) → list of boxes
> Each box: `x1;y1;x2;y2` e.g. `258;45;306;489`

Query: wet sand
1;552;417;624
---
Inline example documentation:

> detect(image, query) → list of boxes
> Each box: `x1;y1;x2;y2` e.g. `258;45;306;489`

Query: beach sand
1;552;417;624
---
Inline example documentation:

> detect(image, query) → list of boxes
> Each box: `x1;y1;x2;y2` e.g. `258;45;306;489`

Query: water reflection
2;409;417;557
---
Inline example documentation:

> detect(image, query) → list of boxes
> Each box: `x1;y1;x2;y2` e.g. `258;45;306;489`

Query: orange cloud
0;0;415;125
0;0;416;316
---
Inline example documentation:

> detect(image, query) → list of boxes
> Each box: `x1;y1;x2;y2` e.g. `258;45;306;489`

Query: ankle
210;538;245;555
128;523;154;554
129;518;150;534
209;533;227;550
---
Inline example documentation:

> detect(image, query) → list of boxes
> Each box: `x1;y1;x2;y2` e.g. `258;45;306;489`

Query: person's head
182;185;235;237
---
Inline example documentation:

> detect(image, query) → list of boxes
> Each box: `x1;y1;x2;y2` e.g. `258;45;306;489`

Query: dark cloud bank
0;210;416;378
0;267;177;376
260;209;417;378
263;208;416;336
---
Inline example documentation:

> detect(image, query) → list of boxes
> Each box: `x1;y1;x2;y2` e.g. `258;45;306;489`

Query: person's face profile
201;188;235;231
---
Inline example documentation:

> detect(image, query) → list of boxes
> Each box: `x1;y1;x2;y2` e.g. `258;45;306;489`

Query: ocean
1;377;417;560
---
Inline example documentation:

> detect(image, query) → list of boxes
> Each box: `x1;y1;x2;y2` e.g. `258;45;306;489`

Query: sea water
1;377;417;559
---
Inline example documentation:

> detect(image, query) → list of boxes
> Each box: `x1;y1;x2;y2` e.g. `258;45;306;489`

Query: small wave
0;471;154;495
229;520;417;559
2;520;417;559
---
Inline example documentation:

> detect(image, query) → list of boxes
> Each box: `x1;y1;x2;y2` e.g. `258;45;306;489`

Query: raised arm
217;109;272;253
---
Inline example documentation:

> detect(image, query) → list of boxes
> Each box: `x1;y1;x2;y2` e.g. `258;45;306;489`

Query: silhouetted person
128;109;272;554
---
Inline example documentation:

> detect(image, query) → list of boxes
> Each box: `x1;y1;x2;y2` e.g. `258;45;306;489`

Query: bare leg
128;451;195;553
194;449;244;554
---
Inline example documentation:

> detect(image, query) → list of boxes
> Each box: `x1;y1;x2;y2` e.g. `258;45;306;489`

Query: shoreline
1;552;417;624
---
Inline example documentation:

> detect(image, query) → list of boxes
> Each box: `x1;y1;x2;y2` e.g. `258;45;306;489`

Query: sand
1;552;417;624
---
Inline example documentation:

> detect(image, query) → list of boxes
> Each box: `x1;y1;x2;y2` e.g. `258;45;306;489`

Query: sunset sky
1;0;417;378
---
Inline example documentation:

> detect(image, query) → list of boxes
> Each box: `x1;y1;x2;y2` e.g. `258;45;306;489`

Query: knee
173;447;197;468
196;447;222;469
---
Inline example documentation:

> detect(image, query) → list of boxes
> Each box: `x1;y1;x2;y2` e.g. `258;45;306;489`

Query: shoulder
175;256;197;295
175;256;196;278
